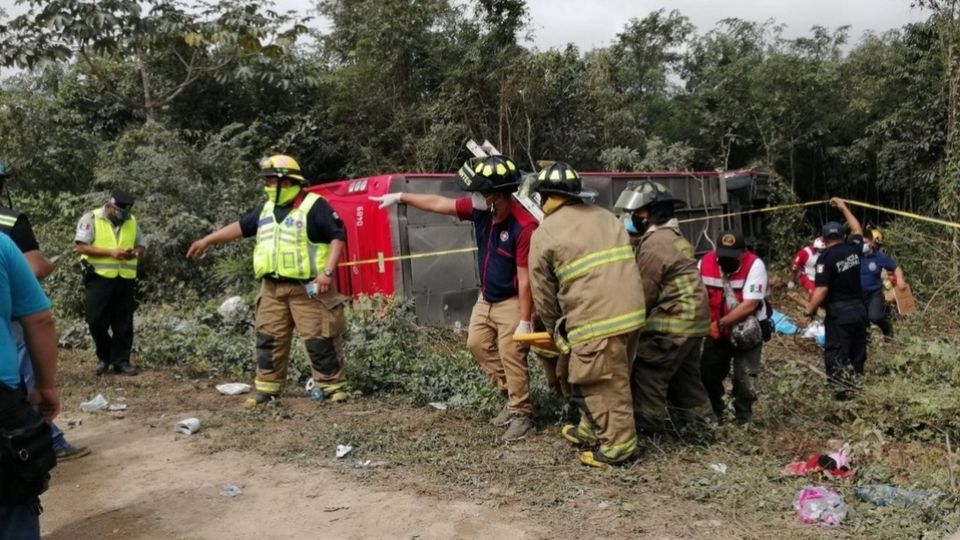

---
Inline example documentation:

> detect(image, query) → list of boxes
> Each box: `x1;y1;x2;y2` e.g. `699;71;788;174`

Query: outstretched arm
186;222;243;259
371;193;458;217
830;198;862;236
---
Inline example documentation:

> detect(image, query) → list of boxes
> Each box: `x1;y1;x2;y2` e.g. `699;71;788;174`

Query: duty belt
263;275;313;284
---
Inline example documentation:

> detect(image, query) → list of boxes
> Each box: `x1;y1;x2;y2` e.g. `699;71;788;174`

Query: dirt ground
41;355;736;540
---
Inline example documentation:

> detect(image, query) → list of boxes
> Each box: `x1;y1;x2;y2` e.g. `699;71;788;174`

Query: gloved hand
370;193;403;209
514;320;533;336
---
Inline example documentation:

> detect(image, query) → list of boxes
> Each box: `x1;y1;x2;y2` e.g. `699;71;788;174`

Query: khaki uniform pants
254;280;346;395
466;296;531;416
570;331;638;460
632;335;713;432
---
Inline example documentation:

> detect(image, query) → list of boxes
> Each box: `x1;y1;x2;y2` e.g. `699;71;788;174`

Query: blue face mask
623;215;638;234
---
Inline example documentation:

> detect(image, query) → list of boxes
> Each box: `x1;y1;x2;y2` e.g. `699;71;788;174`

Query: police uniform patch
500;231;509;242
816;264;825;274
868;262;877;272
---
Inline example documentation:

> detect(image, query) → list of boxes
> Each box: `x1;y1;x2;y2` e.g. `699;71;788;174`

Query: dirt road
41;417;550;539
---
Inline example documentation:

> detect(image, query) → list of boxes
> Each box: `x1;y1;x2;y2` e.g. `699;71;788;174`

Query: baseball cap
111;188;136;208
821;221;844;239
716;230;746;259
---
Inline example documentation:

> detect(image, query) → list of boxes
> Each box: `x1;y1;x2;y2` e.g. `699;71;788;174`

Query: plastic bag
794;486;847;528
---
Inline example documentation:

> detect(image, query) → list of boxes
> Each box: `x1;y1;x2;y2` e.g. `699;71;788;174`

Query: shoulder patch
816;264;825;274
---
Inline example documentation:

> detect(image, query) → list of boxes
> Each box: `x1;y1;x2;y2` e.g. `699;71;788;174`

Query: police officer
804;198;867;400
699;230;769;424
615;181;714;434
528;162;645;468
75;188;146;376
371;155;538;441
187;155;349;408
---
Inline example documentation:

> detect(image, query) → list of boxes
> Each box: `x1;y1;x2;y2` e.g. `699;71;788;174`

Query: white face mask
471;192;488;211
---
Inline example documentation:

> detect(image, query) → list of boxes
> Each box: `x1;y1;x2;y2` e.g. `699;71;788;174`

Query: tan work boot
490;404;513;426
502;415;534;441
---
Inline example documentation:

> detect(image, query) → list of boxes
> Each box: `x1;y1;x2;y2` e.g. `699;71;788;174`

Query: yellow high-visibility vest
81;208;138;279
253;193;330;280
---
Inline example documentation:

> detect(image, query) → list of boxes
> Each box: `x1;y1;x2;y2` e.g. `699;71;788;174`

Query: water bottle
854;485;931;507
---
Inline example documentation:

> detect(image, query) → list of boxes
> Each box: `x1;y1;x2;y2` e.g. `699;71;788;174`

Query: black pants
865;290;893;339
823;303;868;388
84;276;136;366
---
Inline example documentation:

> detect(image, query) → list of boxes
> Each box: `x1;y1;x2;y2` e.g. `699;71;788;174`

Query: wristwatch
322;268;334;278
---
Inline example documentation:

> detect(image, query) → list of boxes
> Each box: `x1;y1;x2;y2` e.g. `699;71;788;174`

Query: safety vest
81;208;138;279
0;208;19;235
253;192;330;280
700;250;761;326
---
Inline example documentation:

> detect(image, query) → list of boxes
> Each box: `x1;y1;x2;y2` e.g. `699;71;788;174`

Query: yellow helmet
867;227;884;245
259;154;305;182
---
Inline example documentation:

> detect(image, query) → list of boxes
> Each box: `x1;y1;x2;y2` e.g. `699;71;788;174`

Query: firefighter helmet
867;227;884;245
614;180;686;213
530;162;585;198
259;154;306;182
456;155;522;193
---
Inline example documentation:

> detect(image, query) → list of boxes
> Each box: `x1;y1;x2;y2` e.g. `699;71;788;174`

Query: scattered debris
335;444;353;459
597;501;612;509
785;443;854;479
709;463;728;474
80;394;109;412
66;418;82;428
175;417;201;435
216;383;252;395
352;459;388;469
219;485;242;497
794;486;847;528
693;520;723;528
108;404;128;412
428;402;448;411
854;485;940;507
344;411;377;417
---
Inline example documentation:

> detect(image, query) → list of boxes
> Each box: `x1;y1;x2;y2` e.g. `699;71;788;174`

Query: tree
0;0;312;120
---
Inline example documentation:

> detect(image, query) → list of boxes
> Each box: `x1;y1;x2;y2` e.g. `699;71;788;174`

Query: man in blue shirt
860;228;907;341
0;232;61;540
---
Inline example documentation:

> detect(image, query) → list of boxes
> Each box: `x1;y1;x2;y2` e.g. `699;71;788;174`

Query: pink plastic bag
794;486;847;527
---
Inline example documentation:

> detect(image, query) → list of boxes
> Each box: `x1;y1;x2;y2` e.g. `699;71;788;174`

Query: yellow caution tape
844;199;960;230
677;200;828;225
337;246;477;268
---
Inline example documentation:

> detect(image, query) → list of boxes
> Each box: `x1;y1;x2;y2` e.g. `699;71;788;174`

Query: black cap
111;188;135;207
822;221;844;239
716;230;746;259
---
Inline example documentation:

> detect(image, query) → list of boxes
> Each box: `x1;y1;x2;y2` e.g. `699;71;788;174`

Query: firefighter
370;155;538;441
75;188;146;376
186;155;349;408
699;230;769;424
528;162;645;468
615;181;714;434
803;198;868;400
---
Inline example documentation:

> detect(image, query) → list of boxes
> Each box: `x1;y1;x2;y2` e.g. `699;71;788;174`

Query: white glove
514;320;533;336
370;193;403;209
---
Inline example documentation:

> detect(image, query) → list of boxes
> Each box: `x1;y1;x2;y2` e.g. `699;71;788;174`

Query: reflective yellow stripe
599;435;638;461
566;310;645;346
0;216;17;226
555;246;634;285
254;379;282;394
531;345;559;358
643;317;711;335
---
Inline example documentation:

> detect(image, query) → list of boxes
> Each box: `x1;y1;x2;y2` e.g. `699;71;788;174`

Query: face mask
113;207;131;222
264;185;301;206
622;215;638;234
471;192;489;211
718;256;741;275
863;244;874;256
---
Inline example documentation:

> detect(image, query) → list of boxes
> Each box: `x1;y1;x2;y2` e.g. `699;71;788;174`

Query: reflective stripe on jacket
253;193;330;280
529;202;645;353
635;223;710;336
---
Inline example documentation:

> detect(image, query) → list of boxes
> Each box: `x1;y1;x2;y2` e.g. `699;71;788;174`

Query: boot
502;415;533;441
94;361;109;376
490;404;513;426
244;392;278;409
116;362;138;376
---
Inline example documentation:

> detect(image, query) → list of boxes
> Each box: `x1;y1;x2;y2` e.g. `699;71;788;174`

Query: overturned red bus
308;169;768;325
